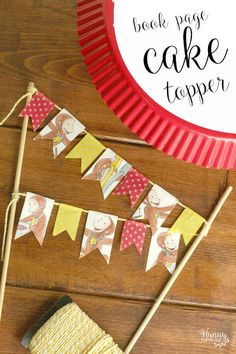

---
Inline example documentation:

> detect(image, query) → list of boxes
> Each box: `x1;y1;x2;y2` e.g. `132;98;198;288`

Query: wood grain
0;0;137;141
0;286;235;354
0;0;235;352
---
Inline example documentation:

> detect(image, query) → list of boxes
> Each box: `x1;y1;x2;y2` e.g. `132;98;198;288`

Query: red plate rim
77;0;236;169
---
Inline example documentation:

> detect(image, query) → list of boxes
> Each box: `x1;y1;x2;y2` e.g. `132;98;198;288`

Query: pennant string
0;87;201;214
0;87;195;214
54;204;129;223
79;208;128;223
0;89;38;126
9;192;150;228
8;192;208;235
177;200;188;208
2;191;207;258
54;103;63;111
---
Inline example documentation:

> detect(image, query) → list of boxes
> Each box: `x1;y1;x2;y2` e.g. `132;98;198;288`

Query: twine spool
28;302;123;354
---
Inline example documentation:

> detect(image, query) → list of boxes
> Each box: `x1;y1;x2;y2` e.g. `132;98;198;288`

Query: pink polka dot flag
113;168;149;208
120;220;147;256
19;91;55;131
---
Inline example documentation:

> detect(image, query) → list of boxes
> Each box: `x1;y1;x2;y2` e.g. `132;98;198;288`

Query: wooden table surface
0;1;235;353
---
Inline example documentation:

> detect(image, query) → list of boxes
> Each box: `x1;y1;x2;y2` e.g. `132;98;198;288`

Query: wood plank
0;127;233;308
0;0;137;141
0;286;235;353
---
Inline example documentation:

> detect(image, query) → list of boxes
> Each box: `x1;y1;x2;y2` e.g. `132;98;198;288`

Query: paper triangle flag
132;184;177;234
169;208;206;245
19;91;55;131
66;133;105;172
34;109;85;158
113;168;150;208
83;148;132;199
15;192;54;246
53;203;83;240
80;211;118;264
120;220;147;256
146;227;181;273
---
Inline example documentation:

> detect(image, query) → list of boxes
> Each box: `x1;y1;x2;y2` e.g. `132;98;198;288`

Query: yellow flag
66;133;105;172
53;203;83;241
170;208;205;245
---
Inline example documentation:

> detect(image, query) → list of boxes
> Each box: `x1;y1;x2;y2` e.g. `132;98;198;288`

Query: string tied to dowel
0;87;38;127
1;192;25;261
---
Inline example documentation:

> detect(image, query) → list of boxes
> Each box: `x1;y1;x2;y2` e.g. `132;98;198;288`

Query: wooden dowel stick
124;186;233;354
0;82;35;321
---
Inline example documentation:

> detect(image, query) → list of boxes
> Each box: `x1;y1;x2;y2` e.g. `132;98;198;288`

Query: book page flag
34;109;85;158
132;184;177;234
113;168;149;208
19;91;55;131
83;148;132;199
66;133;105;173
169;208;206;245
53;203;83;241
120;220;147;256
146;227;181;273
15;192;54;246
80;211;118;264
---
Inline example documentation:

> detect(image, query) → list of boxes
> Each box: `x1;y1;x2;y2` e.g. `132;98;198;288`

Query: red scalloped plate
77;0;236;169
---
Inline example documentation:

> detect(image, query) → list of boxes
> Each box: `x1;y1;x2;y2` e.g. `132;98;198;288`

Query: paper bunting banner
120;220;147;256
146;227;181;273
34;109;85;158
15;192;54;246
170;208;206;245
53;203;83;240
83;148;132;199
113;168;149;208
80;211;118;264
66;133;105;172
19;91;55;131
132;184;177;234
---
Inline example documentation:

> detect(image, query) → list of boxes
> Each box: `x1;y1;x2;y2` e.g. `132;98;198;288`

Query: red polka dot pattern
19;91;55;131
120;220;147;256
113;168;149;208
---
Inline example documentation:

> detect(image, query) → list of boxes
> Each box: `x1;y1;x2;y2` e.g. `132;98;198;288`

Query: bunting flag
132;184;177;234
53;203;83;240
80;211;118;264
146;227;181;273
12;189;207;269
19;91;55;131
66;133;105;172
15;192;54;246
113;168;149;208
83;148;132;199
120;220;147;256
169;208;206;245
34;109;85;158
